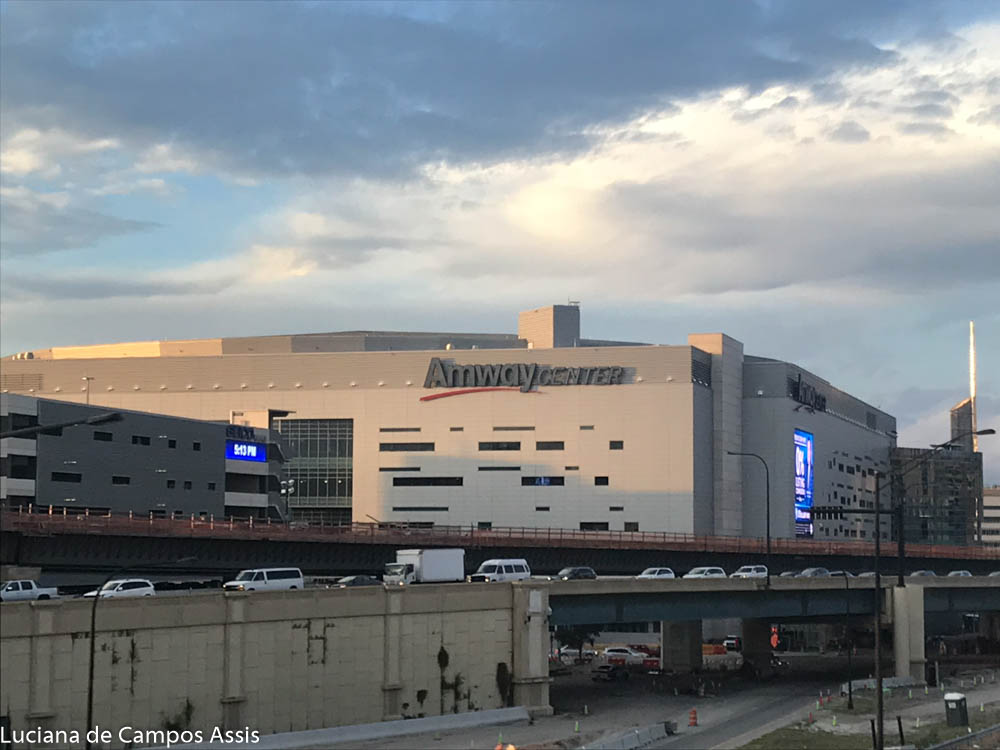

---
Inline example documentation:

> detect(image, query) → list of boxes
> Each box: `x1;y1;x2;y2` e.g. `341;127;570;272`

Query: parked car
637;567;676;579
857;571;876;578
223;567;304;592
731;565;768;579
683;566;727;579
83;579;155;599
1;580;59;602
558;645;597;662
591;664;629;682
779;570;799;578
602;647;647;665
829;570;856;578
553;567;597;581
337;575;382;587
989;571;1000;577
796;567;831;578
467;558;532;583
909;570;937;577
946;570;972;577
723;635;743;652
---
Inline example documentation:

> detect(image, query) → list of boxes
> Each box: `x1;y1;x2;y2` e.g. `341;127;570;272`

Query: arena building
1;305;897;539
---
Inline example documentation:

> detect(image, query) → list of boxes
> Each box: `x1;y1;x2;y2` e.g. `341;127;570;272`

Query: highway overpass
3;510;999;581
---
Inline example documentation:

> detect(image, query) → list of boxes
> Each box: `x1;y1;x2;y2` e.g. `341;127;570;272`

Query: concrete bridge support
659;620;702;672
892;585;926;682
741;618;772;675
511;585;553;716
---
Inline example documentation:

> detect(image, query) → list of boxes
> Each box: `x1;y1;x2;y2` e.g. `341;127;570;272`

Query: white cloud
0;128;119;177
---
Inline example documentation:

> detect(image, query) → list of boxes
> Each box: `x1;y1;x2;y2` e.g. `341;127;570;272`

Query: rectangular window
2;454;36;479
166;479;176;489
391;506;449;512
112;476;130;486
392;477;463;487
207;482;216;491
168;439;177;448
565;466;579;471
609;506;624;512
521;476;565;486
477;521;492;529
580;425;595;431
131;435;151;446
380;442;435;452
380;466;421;472
535;506;550;512
193;442;201;451
478;466;520;471
624;522;639;532
51;472;82;483
450;427;464;432
609;440;624;450
379;427;421;433
93;431;113;442
479;442;520;451
536;441;564;451
595;476;609;486
580;521;609;531
183;480;192;490
494;426;534;431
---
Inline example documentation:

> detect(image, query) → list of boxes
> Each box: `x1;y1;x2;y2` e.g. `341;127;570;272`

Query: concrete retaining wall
0;583;547;748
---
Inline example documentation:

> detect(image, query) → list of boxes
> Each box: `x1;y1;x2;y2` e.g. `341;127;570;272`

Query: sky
1;1;998;482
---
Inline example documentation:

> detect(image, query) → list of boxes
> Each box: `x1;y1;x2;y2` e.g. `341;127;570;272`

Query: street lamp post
841;572;854;710
82;376;94;406
85;557;196;750
728;451;771;585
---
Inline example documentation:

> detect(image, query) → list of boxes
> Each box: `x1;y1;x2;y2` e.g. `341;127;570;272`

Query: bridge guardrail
3;507;999;560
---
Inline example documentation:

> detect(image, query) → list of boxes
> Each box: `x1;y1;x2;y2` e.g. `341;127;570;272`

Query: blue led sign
226;440;267;462
794;429;814;538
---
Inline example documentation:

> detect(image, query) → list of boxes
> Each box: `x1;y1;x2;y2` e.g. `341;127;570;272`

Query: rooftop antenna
971;321;978;452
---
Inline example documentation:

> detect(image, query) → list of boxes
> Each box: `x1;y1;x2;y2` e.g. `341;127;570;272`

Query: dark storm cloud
0;191;159;255
1;0;978;179
828;120;871;142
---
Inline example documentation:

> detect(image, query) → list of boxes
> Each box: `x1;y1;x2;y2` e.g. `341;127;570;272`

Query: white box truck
383;549;465;585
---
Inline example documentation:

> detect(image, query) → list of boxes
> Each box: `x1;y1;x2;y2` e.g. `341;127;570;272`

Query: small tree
555;625;601;654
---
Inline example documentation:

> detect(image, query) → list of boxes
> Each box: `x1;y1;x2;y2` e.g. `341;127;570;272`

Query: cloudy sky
2;1;998;480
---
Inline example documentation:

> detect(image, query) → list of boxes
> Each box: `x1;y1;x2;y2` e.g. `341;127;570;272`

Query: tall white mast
970;321;978;452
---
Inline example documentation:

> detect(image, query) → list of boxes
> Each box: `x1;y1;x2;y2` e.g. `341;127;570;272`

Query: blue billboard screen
226;440;267;462
794;429;814;537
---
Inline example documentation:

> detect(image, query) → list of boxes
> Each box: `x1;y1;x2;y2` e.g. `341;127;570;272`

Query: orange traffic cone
689;709;698;727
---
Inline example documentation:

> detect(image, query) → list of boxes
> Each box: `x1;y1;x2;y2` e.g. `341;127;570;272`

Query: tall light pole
81;376;94;406
85;557;196;750
728;451;771;585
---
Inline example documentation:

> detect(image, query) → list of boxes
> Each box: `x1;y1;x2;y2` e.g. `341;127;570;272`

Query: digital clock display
225;440;267;462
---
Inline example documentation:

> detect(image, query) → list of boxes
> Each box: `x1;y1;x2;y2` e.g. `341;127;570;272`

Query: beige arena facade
1;305;896;540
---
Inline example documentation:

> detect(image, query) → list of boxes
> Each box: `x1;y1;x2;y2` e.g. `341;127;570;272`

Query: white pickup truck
0;580;60;602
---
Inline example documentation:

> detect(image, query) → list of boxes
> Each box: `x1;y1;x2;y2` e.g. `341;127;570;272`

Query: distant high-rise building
951;398;975;453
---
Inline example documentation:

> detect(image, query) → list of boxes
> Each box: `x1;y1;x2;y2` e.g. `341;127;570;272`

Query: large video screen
794;429;814;537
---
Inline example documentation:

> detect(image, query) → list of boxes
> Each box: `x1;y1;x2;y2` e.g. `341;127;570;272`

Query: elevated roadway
2;509;999;579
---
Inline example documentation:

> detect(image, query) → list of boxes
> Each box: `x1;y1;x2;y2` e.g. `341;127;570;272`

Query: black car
338;575;382;587
555;567;597;580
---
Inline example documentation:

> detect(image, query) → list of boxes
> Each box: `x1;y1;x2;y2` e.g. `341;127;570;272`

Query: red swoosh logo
420;387;539;402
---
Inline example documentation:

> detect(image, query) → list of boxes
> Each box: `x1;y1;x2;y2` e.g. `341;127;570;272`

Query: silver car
683;566;727;579
731;565;768;579
796;567;831;578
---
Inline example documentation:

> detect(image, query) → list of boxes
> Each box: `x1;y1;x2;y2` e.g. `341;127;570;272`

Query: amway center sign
422;357;627;401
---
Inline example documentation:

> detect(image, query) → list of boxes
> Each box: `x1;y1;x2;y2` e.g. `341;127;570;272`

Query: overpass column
221;594;247;730
892;585;925;682
381;586;404;720
510;583;553;716
741;618;772;677
28;602;56;721
659;621;702;672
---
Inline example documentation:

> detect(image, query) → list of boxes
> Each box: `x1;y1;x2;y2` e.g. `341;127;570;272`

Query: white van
468;559;531;583
223;568;304;592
